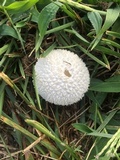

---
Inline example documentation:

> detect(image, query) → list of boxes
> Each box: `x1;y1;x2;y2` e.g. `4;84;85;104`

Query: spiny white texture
35;49;90;106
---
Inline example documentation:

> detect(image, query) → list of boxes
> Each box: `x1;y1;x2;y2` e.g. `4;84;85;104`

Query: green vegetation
0;0;120;159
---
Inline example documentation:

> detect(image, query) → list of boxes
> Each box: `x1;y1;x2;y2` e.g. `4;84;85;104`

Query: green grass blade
0;89;4;116
95;46;120;58
0;134;14;160
106;30;120;39
59;0;106;15
97;128;120;158
18;60;26;79
65;28;89;43
0;115;37;140
97;110;117;132
0;115;60;157
32;67;42;110
12;112;23;149
46;21;75;35
0;80;7;117
0;72;32;106
41;42;57;57
77;45;109;69
87;132;112;138
102;38;120;49
26;119;80;160
0;44;9;56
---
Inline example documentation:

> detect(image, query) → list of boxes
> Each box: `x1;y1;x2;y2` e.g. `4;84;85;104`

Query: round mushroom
35;49;90;106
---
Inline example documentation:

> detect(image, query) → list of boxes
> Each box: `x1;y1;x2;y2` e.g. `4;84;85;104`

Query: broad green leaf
38;2;61;39
72;123;94;133
106;75;120;82
89;6;120;50
31;8;40;23
101;7;120;32
36;2;62;51
90;82;120;92
88;11;102;34
4;0;39;14
0;24;19;39
5;1;28;10
90;75;120;92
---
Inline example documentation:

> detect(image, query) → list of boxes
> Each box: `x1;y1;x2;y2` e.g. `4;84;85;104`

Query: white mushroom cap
35;49;90;106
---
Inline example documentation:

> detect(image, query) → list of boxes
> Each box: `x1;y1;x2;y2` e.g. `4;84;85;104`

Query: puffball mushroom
35;49;90;106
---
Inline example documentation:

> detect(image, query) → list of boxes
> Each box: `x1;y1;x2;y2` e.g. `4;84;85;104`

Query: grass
0;0;120;159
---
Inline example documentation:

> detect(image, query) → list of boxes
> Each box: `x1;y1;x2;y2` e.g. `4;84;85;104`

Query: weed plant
0;0;120;160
